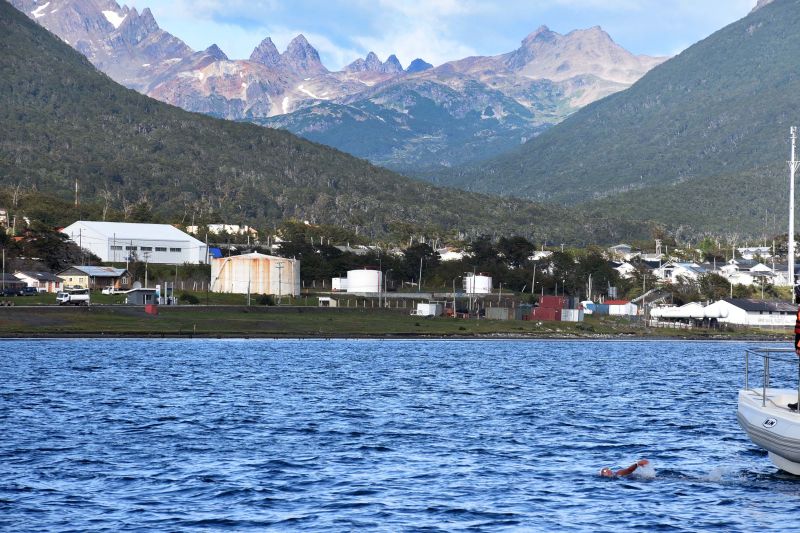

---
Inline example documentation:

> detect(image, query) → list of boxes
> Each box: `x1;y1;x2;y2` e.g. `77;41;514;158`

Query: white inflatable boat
737;347;800;474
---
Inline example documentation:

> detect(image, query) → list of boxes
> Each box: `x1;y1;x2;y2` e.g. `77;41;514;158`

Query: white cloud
373;0;486;18
349;0;483;67
354;28;476;69
128;0;759;68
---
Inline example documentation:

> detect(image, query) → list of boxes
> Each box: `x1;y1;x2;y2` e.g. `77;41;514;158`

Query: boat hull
738;389;800;474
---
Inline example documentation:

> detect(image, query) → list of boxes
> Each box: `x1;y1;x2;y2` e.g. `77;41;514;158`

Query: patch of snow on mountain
282;96;290;114
297;84;328;100
31;2;50;18
102;10;126;29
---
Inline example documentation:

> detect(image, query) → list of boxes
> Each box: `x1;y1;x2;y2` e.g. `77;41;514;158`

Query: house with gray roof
703;298;797;328
57;266;130;290
653;261;707;283
14;271;63;293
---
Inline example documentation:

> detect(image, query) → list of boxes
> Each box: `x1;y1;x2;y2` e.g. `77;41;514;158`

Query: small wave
633;463;656;480
356;445;392;452
701;466;735;483
69;365;103;372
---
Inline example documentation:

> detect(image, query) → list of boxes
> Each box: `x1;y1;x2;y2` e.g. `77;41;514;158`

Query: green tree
497;236;535;268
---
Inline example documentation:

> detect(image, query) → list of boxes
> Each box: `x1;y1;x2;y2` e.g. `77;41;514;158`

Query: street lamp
276;262;284;305
452;276;461;317
383;269;393;308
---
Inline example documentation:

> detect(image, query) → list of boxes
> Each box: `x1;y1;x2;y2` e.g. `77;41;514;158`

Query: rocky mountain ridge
0;0;649;243
437;0;800;236
10;0;666;170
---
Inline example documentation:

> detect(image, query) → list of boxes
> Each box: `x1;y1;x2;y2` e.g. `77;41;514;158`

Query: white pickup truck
56;288;91;306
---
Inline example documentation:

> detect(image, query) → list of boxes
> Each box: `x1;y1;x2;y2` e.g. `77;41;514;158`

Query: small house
57;266;130;290
14;271;63;293
0;274;26;292
608;244;637;261
610;261;637;279
125;288;158;305
654;261;707;283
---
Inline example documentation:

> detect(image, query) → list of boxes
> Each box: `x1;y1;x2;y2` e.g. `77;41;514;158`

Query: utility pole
74;178;79;208
789;126;799;304
143;251;150;288
470;266;476;314
452;276;460;317
276;262;284;305
2;248;5;291
418;256;423;292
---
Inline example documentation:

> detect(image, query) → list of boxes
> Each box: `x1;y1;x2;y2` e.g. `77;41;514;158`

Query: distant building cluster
1;215;798;330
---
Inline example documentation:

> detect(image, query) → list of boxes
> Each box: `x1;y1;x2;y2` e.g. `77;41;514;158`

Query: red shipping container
529;308;560;321
539;296;566;310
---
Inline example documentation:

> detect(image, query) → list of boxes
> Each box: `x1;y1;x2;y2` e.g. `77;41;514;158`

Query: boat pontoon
737;347;800;474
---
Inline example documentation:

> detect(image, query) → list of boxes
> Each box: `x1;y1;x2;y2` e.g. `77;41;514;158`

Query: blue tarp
209;247;223;259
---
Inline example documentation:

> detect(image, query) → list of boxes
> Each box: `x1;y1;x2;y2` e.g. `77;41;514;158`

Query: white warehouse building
62;221;207;265
210;253;300;296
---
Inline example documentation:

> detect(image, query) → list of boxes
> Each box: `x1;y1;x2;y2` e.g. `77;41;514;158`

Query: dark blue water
1;339;799;531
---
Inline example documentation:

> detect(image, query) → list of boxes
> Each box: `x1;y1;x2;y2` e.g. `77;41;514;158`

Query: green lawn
0;306;786;340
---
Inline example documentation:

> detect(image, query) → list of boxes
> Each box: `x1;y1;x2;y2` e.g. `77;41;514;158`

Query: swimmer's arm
614;463;639;476
616;460;648;477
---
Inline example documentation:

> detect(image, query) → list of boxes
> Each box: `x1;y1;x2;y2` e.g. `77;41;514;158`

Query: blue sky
128;0;757;70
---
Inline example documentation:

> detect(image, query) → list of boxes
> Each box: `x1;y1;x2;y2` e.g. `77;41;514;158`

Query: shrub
179;292;199;305
257;294;275;306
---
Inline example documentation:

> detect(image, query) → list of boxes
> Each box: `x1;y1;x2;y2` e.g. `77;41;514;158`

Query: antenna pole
790;127;798;304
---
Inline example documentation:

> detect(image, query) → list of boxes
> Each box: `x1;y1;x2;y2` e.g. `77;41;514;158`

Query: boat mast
790;127;798;304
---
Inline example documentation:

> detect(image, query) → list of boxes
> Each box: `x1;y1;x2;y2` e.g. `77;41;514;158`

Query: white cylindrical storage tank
346;269;382;293
463;273;492;294
210;253;300;296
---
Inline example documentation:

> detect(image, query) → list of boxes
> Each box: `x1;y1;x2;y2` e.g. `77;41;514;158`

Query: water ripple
0;339;796;531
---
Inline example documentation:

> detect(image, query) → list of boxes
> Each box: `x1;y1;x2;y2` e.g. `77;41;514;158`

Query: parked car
1;287;20;297
21;287;38;296
101;286;118;295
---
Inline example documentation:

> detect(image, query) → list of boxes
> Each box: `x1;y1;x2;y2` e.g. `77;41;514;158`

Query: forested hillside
0;1;646;243
435;0;798;236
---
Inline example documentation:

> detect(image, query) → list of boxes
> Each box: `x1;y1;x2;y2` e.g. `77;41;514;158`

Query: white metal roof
63;221;204;244
60;266;127;277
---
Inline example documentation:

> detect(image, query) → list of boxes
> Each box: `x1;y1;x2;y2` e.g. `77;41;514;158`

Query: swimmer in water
599;459;649;478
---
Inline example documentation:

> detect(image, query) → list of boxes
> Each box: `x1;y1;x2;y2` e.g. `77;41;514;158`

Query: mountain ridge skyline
10;0;672;174
117;0;755;71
